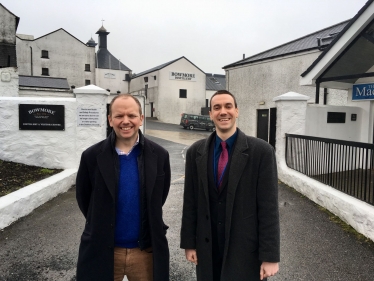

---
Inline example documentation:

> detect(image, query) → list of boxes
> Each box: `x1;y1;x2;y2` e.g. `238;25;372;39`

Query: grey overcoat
180;129;280;281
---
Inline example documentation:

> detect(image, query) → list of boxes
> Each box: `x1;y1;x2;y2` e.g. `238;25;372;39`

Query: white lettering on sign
77;108;101;127
169;71;196;82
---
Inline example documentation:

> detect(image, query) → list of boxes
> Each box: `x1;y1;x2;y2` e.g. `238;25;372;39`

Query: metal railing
286;134;374;206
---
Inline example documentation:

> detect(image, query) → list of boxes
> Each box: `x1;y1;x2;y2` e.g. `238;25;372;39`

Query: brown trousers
114;247;153;281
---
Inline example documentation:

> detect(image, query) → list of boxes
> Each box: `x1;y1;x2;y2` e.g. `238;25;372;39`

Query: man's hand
260;262;279;280
185;249;198;265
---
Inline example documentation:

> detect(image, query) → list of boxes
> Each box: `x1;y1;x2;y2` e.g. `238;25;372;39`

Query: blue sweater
115;145;141;248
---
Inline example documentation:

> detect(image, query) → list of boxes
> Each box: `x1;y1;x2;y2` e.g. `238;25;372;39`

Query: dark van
180;113;216;131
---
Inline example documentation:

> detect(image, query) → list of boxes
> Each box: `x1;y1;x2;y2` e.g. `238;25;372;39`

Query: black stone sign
19;104;65;130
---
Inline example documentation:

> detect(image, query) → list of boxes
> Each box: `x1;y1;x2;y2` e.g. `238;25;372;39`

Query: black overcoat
180;129;280;281
76;131;171;281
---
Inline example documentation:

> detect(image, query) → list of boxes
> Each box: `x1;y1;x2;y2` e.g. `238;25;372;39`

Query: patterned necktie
217;141;228;189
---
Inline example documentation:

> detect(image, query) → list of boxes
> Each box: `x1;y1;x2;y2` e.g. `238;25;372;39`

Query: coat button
205;238;209;243
218;221;222;225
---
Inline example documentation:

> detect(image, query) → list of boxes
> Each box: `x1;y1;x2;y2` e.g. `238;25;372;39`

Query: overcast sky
2;0;369;74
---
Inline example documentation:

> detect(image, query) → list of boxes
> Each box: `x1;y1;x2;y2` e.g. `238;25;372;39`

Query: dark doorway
150;102;154;117
257;109;269;142
269;107;277;148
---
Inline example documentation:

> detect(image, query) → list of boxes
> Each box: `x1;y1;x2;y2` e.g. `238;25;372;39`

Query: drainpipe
30;46;33;76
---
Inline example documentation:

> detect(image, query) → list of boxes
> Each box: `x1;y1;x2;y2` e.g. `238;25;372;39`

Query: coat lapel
97;135;117;200
143;139;158;200
196;133;215;203
224;130;249;253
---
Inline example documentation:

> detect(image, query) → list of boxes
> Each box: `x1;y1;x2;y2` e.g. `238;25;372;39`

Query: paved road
1;120;374;280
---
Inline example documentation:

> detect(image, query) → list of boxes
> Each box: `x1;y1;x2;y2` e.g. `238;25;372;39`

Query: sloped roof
223;20;350;69
301;0;374;78
206;73;226;91
96;48;131;71
19;75;70;89
132;56;205;78
17;28;88;47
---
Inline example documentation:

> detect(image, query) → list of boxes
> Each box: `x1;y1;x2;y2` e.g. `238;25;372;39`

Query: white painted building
95;25;131;96
0;3;18;68
129;57;206;124
16;29;96;89
223;21;349;145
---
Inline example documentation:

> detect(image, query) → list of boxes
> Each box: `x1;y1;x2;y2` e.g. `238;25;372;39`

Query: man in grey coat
180;90;280;281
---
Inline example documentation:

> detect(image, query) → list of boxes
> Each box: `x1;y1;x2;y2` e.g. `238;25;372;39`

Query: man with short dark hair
76;94;171;281
181;90;280;280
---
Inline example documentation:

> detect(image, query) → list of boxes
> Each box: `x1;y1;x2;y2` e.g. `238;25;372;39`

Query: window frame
41;50;49;59
179;89;187;98
41;68;49;76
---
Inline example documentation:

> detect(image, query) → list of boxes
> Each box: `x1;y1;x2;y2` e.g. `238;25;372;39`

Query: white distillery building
129;56;206;124
16;29;96;92
95;25;131;96
0;3;19;97
223;21;349;146
222;0;374;243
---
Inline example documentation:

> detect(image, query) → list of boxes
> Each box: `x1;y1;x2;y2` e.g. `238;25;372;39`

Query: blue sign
352;83;374;101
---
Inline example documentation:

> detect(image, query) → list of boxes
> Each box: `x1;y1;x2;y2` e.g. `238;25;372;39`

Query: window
42;68;49;76
85;80;90;86
85;64;90;71
179;89;187;98
41;50;49;58
144;77;148;82
154;76;157;80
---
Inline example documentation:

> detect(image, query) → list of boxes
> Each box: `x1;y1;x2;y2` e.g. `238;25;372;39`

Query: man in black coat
76;94;171;281
180;90;280;281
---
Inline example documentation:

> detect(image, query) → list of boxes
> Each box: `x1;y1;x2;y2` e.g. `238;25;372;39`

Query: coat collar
195;128;250;208
96;130;152;200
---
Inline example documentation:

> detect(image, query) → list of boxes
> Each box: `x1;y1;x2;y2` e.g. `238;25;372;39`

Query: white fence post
74;85;109;167
273;92;310;178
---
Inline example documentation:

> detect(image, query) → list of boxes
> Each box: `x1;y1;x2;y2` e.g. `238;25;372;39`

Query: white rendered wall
130;58;206;124
19;88;73;98
206;90;215;105
0;97;77;169
0;85;108;169
274;92;374;242
130;70;158;118
0;67;18;97
16;30;96;88
158;59;205;124
305;104;363;142
345;88;374;144
0;6;16;44
226;51;348;137
95;68;130;94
